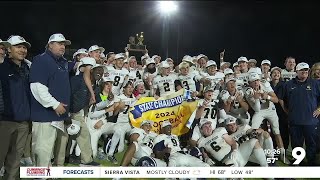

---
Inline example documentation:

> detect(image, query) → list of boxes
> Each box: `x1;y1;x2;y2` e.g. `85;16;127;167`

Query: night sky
1;1;319;67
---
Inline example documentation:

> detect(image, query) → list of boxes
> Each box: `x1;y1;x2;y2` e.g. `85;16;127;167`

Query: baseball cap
206;60;217;68
80;57;96;67
199;119;212;128
248;72;261;82
47;33;71;45
7;35;31;48
102;76;113;82
233;62;239;68
152;55;160;59
114;53;125;60
248;59;257;64
141;54;149;61
296;62;310;71
88;45;105;53
248;67;262;75
145;58;156;66
237;56;248;63
166;58;173;63
73;48;88;59
161;121;172;128
140;120;154;127
134;80;144;88
271;66;282;73
224;68;234;75
221;62;231;67
182;55;195;64
203;85;214;92
0;39;10;48
197;54;208;60
261;59;271;66
160;61;170;68
225;115;237;125
225;78;236;84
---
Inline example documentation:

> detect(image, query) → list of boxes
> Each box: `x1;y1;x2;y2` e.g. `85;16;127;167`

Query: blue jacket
0;58;31;121
279;78;320;125
30;50;71;122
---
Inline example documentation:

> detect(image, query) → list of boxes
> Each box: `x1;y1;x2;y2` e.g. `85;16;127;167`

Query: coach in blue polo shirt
0;35;31;179
279;62;320;166
29;33;71;167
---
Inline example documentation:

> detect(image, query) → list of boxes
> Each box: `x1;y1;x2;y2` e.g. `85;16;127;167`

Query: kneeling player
197;119;239;166
121;120;166;167
224;116;268;167
153;121;209;167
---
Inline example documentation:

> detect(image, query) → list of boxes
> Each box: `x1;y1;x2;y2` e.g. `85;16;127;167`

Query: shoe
68;155;81;165
80;161;100;167
107;155;118;165
97;151;106;160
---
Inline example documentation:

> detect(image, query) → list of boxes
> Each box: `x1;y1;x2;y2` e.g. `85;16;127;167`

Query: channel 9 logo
292;147;306;165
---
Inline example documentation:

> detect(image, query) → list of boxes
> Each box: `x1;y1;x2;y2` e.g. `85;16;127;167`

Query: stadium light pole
157;1;178;59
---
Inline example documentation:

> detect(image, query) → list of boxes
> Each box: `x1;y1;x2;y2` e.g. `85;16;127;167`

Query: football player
152;61;179;97
121;120;166;167
106;53;130;96
153;121;209;167
107;81;136;163
225;116;268;167
220;78;250;125
244;72;289;164
197;119;238;166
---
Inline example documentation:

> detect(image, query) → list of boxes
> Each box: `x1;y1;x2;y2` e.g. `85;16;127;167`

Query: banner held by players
129;89;198;135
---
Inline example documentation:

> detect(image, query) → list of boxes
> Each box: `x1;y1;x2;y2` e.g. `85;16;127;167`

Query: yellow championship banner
129;89;198;135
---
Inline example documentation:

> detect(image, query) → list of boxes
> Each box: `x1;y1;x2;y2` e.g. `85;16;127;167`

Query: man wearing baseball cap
29;33;71;167
0;35;32;179
261;59;271;82
0;39;10;64
278;62;320;165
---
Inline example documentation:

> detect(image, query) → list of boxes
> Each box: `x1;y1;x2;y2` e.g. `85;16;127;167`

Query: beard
148;67;156;74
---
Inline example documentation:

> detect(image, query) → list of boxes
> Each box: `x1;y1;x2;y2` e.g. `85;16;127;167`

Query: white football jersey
202;72;225;87
178;72;201;92
236;73;249;86
198;99;218;123
107;66;130;96
281;69;297;82
198;127;231;161
143;70;158;82
220;89;248;117
129;68;144;82
130;128;158;158
244;80;274;110
153;73;178;97
153;134;181;154
115;94;136;123
228;124;251;142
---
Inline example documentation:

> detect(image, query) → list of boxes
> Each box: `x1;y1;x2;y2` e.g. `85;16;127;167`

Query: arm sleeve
250;99;261;112
95;100;114;111
30;83;60;109
88;109;106;119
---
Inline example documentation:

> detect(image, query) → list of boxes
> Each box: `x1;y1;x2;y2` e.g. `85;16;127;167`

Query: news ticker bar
20;166;320;178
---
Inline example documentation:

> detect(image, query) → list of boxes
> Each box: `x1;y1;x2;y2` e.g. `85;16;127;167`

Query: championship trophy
127;32;147;52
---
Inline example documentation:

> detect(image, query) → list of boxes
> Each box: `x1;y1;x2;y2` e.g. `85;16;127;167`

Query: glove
230;149;238;160
205;157;215;166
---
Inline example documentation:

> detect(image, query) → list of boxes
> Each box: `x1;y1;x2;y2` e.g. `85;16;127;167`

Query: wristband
267;95;271;100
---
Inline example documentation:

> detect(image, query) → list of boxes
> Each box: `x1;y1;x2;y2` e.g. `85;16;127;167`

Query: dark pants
290;124;318;165
0;120;29;180
278;115;290;149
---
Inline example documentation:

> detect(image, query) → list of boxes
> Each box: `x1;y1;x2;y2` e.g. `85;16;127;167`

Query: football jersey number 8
113;76;120;86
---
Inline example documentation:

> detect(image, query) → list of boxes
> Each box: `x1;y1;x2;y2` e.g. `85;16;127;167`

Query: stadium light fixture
157;1;178;16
